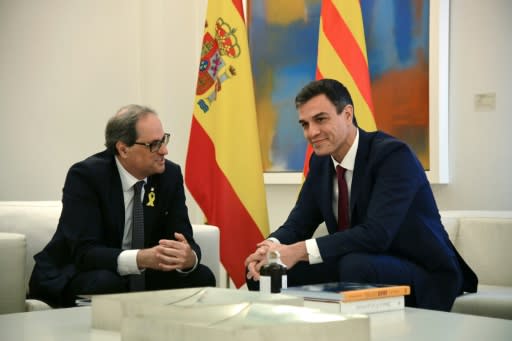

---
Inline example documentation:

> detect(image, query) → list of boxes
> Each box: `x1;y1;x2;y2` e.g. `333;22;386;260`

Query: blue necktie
129;181;145;291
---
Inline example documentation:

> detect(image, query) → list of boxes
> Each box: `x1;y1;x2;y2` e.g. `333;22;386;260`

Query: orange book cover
282;282;410;302
340;285;410;302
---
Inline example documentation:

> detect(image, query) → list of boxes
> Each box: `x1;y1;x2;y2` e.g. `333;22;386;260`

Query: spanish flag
303;0;377;176
185;0;269;287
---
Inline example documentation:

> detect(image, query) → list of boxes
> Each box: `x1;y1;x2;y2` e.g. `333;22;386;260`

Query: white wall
0;0;207;215
0;0;142;200
431;0;512;210
1;0;511;232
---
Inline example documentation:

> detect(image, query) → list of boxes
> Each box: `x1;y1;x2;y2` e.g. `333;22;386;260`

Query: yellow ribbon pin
146;188;156;207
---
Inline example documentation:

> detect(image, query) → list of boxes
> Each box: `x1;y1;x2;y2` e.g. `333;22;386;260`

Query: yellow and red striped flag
303;0;377;176
185;0;269;287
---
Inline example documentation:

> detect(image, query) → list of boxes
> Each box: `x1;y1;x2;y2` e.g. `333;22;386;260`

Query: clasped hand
245;240;307;281
137;232;195;271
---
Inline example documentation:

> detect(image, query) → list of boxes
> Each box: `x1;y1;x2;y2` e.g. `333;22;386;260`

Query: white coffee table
364;307;511;340
0;305;511;341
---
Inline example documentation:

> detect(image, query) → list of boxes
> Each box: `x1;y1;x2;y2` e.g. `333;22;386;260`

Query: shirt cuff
176;251;199;274
305;238;323;264
267;237;280;244
117;249;142;275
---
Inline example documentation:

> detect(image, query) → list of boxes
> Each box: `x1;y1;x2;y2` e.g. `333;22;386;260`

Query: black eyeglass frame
133;133;170;153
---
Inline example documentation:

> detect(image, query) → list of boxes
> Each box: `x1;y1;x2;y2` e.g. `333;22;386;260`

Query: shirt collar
115;156;146;192
331;128;359;171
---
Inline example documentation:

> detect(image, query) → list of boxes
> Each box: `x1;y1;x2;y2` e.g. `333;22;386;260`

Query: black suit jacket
271;129;477;309
29;150;200;305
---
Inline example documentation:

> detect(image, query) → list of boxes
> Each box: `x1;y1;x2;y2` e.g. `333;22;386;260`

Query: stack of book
282;282;410;314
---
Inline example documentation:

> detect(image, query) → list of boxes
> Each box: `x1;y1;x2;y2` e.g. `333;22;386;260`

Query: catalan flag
185;0;269;287
303;0;377;176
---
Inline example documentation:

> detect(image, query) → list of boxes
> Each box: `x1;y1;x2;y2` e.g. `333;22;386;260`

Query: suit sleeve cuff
267;237;280;244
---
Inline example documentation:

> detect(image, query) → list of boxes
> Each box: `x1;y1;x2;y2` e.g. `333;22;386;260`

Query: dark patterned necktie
129;180;145;291
336;165;349;231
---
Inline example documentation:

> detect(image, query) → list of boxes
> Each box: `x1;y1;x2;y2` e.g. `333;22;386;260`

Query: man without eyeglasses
245;79;477;311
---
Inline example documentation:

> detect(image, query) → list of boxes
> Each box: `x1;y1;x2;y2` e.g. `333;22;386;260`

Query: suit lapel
142;176;158;243
109;160;125;245
350;130;371;215
315;156;338;233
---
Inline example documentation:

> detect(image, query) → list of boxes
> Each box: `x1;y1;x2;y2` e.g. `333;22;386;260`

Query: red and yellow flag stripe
304;0;377;176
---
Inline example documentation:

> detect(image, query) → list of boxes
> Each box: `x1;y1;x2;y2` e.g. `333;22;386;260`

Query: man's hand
136;232;196;271
245;240;275;281
245;240;309;281
274;242;308;269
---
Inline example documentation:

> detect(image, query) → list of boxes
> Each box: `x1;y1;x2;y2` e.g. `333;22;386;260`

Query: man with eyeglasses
29;104;215;307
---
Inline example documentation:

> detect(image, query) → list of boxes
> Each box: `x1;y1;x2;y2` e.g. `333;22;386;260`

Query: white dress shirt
304;128;359;264
115;156;146;275
114;157;198;275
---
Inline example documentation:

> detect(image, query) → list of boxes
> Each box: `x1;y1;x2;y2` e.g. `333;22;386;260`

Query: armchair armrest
0;233;26;314
192;224;220;287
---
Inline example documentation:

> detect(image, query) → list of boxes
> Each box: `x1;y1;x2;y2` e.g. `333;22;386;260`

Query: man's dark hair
104;104;157;155
295;79;358;126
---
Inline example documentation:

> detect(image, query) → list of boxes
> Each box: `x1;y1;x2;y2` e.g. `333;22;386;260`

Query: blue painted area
362;0;429;80
272;67;310;170
249;1;320;171
394;0;413;65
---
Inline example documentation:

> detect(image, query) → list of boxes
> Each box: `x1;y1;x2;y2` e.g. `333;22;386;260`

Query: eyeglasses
133;133;170;153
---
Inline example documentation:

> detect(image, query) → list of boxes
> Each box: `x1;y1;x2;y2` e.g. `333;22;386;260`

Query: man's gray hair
104;104;157;155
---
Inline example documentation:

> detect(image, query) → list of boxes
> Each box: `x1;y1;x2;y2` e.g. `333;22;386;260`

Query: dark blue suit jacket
270;129;477;309
29;150;200;305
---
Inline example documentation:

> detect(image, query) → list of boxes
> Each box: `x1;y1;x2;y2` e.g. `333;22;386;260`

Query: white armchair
0;232;27;313
0;201;220;314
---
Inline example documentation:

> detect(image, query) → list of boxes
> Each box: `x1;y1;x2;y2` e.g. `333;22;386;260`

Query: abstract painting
248;0;434;176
